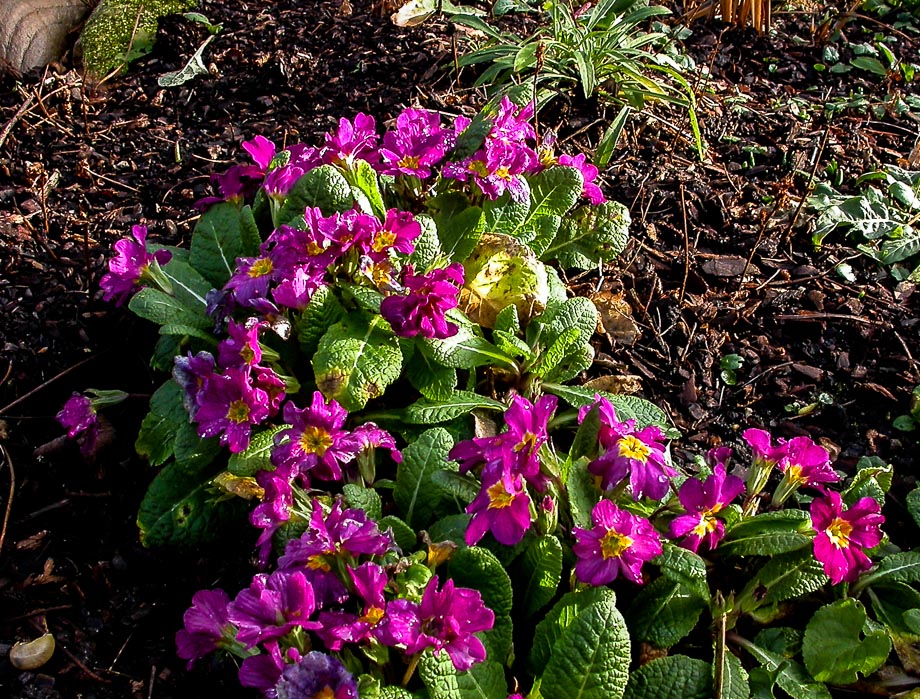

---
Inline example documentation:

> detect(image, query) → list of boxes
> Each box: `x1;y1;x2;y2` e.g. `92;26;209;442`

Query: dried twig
0;444;15;562
0;354;100;416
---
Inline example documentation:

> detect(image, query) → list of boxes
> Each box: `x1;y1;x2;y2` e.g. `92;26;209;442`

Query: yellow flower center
691;513;720;538
248;257;274;278
226;400;251;424
787;464;807;485
360;606;385;626
617;435;651;463
313;687;336;699
514;431;538;457
300;425;333;456
240;344;255;364
306;241;325;256
827;517;853;549
599;530;633;560
468;160;489;177
307;551;333;572
372;229;397;253
398;155;420;170
486;480;514;509
495;166;511;180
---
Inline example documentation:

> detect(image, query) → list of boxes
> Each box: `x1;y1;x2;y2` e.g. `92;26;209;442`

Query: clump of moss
79;0;198;79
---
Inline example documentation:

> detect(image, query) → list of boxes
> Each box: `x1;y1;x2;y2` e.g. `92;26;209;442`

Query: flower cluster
450;394;558;546
177;499;495;696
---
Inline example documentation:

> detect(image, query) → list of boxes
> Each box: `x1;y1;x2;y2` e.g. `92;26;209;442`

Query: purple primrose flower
387;576;495;671
194;367;270;452
558;153;605;205
381;263;464;339
218;319;265;368
176;589;234;669
322;113;379;166
378;108;449;178
465;466;532;546
573;499;662;586
227;569;322;648
224;255;278;310
811;491;884;584
316;561;391;650
669;464;744;553
56;393;99;455
275;651;358;699
243;135;277;171
251;470;294;567
173;351;216;417
100;225;172;306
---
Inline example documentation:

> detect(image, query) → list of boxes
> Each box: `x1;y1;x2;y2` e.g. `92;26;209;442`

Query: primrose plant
63;96;920;698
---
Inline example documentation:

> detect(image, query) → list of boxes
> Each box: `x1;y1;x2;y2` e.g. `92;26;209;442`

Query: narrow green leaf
513;535;563;617
353;159;386;218
595;106;630;168
402;390;506;424
394;428;454;529
135;380;187;466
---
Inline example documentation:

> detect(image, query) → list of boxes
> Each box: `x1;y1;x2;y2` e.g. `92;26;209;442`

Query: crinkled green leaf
529;327;581;379
158;323;215;342
565;456;601;530
408;214;442;270
529;587;612;676
378;515;416;553
172;422;220;471
540;587;630;699
908;487;920;529
342;283;384;313
427;514;472;550
313;313;402;412
859;551;920;588
227;424;288;476
405;346;458;401
514;166;583;245
842;455;892;506
493;303;521;336
402;390;506;424
448;546;514;665
419;654;507;699
544;340;593;383
741;641;831;699
151;334;182;371
541;201;631;269
654;543;710;601
493;329;533;360
278;165;353;222
430;470;479;505
189;201;246;287
803;599;890;684
423;313;517;370
137;458;243;548
135;380;187;466
295;285;346;356
394;428;455;529
129;287;211;329
513;535;563;617
483;191;530;234
437;202;484;262
715;647;750;699
626;577;705;649
343;483;383;521
738;548;828;614
542;383;670;431
531;296;598;349
624;655;712;699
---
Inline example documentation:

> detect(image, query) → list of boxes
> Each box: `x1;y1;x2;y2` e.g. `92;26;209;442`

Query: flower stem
401;652;422;687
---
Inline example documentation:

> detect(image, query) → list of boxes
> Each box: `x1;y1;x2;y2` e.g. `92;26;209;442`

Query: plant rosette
66;97;920;698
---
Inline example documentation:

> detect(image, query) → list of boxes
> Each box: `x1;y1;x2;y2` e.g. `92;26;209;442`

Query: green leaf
239;205;262;256
378;515;417;553
403;390;506;424
738;548;828;613
278;165;353;222
313;313;403;412
160;258;213;312
878;227;920;265
540;587;631;699
569;404;601;462
137;459;242;548
419;654;507;699
173;422;220;470
514;166;583;244
189;202;246;287
135;380;187;467
227;424;288;476
623;655;712;699
353;160;386;218
542;201;631;269
493;303;521;336
529;587;612;676
565;456;602;530
431;469;480;505
740;641;831;699
721;510;812;557
842;455;892;506
533;296;599;348
908;487;920;529
295;285;346;356
394;428;455;529
541;383;670;430
343;483;383;521
483;191;529;234
158;323;215;342
654;543;710;600
436;202;484;262
626;577;705;649
802;599;890;684
715;648;750;699
850;56;889;76
424;314;517;370
529;327;581;379
859;551;920;588
448;546;514;664
513;535;563;617
128;287;211;329
409;214;442;270
405;346;458;401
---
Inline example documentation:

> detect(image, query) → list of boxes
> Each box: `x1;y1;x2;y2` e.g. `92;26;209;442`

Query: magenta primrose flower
251;470;294;567
100;225;172;306
573;499;662;586
56;392;99;456
242;134;277;171
194;366;270;452
465;466;532;546
669;464;745;553
274;651;358;699
580;397;674;501
175;589;234;669
380;263;464;339
558;153;605;205
316;562;391;650
378;108;449;178
322;113;379;166
811;491;884;584
224;255;278;310
387;576;495;671
227;569;322;648
218;319;264;368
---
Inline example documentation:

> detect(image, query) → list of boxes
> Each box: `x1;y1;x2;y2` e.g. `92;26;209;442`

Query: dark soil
0;0;918;696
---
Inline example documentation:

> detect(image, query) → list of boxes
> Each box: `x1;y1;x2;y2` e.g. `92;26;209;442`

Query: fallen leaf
590;290;640;346
584;375;643;394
